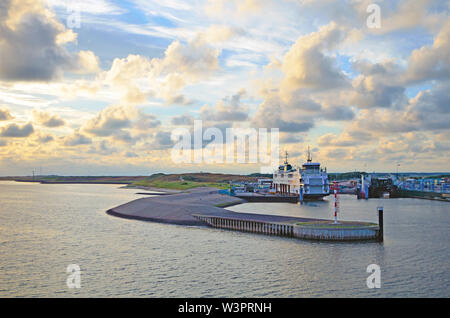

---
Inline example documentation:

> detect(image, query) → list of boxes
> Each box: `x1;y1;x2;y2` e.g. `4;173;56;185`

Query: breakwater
107;187;381;242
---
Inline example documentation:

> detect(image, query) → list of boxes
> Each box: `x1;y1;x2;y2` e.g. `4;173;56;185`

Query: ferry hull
303;193;330;201
234;193;330;203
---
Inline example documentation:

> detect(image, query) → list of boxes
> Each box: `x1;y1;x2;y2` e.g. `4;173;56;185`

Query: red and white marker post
332;181;339;224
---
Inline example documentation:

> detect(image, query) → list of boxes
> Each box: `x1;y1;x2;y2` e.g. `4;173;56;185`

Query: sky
0;0;449;176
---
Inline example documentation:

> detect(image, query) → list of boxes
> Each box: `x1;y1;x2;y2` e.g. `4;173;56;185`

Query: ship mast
284;150;288;165
307;146;312;163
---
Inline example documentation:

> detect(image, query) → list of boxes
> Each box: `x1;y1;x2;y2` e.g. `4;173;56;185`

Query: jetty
107;187;382;242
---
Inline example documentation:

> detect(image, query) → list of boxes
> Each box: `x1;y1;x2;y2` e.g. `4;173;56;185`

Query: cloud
251;89;320;132
200;90;249;122
273;120;314;132
318;129;373;147
196;24;245;43
101;36;220;105
324;148;348;159
351;78;406;109
344;82;450;137
82;105;136;137
201;104;248;122
161;38;220;80
151;131;174;149
349;59;408;109
321;105;355;121
0;108;14;121
36;134;54;143
87;140;118;156
252;97;314;132
0;0;99;82
134;113;161;130
125;151;138;158
32;109;65;127
75;50;101;74
403;83;450;130
171;114;194;125
280;22;349;94
0;0;448;173
280;134;304;144
63;132;92;146
48;0;126;15
251;23;357;134
403;18;450;84
103;54;150;87
346;19;449;112
0;122;34;137
359;0;447;34
204;0;271;18
81;104;162;145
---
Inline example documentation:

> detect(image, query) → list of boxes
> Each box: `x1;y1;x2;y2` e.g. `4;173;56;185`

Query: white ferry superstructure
272;149;330;200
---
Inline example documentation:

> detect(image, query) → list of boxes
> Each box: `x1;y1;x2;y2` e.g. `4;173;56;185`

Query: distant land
1;172;449;190
0;173;262;190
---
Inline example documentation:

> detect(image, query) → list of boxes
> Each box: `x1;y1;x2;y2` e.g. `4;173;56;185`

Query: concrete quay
193;214;380;241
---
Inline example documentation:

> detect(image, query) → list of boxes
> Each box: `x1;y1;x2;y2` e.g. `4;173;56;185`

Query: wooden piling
377;206;384;242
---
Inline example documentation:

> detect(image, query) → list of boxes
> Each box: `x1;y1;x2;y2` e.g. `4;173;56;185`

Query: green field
132;179;229;190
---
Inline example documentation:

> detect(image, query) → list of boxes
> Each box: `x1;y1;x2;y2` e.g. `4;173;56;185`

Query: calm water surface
0;181;449;297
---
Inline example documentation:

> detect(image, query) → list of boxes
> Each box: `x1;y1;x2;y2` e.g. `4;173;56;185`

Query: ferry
272;149;330;200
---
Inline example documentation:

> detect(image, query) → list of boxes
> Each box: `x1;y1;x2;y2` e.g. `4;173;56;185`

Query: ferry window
288;174;293;178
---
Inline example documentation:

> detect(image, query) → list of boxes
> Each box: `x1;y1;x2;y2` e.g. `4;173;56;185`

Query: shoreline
11;179;131;185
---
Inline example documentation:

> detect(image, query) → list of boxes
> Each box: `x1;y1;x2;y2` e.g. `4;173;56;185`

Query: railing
397;180;450;194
